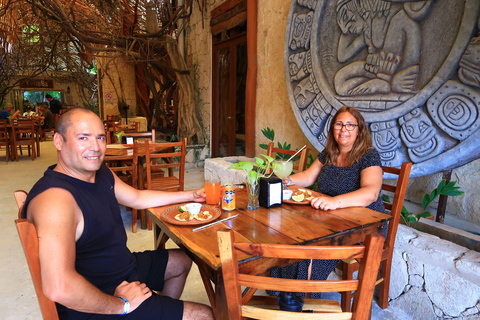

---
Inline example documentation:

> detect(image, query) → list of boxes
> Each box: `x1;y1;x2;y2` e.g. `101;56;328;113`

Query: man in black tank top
22;108;214;320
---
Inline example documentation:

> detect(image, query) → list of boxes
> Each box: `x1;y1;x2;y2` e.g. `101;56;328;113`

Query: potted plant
228;154;275;209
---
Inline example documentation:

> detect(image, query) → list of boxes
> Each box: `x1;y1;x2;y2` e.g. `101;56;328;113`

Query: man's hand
192;188;206;203
114;281;152;314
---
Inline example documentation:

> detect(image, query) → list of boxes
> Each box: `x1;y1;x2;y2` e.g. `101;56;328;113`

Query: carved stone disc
285;0;480;177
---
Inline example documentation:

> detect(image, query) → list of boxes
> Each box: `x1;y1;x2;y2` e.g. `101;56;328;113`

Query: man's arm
111;170;206;210
27;188;151;315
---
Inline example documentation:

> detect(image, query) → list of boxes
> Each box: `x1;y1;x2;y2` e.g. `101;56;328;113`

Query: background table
148;187;392;319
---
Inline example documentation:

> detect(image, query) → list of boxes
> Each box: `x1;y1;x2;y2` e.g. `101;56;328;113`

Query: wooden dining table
147;187;392;319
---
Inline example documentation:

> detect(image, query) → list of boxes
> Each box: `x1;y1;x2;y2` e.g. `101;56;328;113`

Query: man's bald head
56;107;100;141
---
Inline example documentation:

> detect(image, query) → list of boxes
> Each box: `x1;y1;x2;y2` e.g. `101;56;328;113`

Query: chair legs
378;257;392;309
340;260;356;312
132;208;138;233
341;258;391;311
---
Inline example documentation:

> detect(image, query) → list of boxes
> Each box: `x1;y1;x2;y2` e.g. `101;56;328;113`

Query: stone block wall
388;225;480;319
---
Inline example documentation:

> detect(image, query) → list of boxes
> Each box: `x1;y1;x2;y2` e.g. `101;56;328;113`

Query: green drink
273;160;293;189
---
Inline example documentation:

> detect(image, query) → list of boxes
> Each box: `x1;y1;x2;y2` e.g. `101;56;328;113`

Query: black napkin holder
259;177;282;208
122;135;134;144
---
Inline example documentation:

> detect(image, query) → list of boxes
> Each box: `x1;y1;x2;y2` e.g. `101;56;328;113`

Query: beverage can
221;184;236;211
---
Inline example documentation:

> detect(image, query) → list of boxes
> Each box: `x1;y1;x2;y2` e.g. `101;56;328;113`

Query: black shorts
76;250;184;320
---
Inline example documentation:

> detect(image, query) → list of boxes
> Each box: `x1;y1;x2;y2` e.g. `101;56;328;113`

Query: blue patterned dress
269;148;386;299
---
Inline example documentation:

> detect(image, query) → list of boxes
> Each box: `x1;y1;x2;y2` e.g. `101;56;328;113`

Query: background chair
124;129;155;143
104;141;139;232
266;142;309;173
144;138;186;229
11;118;36;161
0;119;10;162
340;162;412;311
144;138;186;192
15;219;59;320
217;229;383;320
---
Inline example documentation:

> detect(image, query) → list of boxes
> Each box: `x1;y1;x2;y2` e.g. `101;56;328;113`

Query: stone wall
387;225;480;319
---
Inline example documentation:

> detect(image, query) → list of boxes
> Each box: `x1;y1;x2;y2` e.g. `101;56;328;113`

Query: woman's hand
310;195;340;211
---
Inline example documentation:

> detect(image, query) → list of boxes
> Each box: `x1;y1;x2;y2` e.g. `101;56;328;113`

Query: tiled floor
0;140;410;319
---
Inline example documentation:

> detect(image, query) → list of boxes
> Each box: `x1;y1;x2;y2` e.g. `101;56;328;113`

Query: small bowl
283;190;293;201
186;203;202;215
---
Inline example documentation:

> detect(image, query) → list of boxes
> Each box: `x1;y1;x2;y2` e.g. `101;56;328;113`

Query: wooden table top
148;187;392;274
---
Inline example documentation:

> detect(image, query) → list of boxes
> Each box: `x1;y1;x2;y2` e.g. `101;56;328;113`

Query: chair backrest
15;219;59;320
124;129;156;143
106;115;117;122
111;122;139;143
266;142;309;173
144;138;186;191
218;229;383;320
104;140;139;188
382;162;412;254
14;189;28;218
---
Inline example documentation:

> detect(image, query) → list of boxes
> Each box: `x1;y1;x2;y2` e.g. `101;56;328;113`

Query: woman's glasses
333;122;358;131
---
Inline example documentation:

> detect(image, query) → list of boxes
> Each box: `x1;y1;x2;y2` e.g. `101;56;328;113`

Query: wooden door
212;34;247;158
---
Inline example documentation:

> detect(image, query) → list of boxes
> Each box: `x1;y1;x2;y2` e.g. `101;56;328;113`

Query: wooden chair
144;138;186;229
104;141;140;232
0;119;11;162
108;122;139;144
11;118;36;161
267;142;309;173
217;229;384;320
106;115;117;122
340;162;412;311
144;138;186;192
124;129;156;143
14;189;28;218
15;218;59;320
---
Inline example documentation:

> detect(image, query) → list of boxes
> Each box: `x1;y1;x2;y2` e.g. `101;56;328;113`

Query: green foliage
259;127;299;161
384;179;464;228
228;154;275;185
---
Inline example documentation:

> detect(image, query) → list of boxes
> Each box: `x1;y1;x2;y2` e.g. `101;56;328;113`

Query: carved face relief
284;0;480;177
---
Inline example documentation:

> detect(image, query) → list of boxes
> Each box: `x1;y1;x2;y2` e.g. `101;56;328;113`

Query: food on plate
292;191;305;202
175;211;194;221
179;205;188;213
196;211;213;221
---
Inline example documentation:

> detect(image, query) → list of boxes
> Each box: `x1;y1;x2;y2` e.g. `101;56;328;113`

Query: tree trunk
166;40;205;145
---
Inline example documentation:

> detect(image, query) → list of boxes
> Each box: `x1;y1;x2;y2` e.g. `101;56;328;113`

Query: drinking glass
273;160;293;190
205;179;221;205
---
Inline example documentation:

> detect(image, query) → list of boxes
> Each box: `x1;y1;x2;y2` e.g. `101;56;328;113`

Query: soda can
221;184;236;211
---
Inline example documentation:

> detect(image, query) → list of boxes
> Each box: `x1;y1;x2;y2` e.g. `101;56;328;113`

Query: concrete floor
0;139;410;319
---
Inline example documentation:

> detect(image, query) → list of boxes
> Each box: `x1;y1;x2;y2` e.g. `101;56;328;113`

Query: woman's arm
282;158;323;188
310;165;383;210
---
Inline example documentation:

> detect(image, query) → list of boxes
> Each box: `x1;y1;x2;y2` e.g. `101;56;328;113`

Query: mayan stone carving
285;0;480;177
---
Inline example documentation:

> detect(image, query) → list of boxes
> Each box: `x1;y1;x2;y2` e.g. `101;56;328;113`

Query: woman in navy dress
270;106;385;299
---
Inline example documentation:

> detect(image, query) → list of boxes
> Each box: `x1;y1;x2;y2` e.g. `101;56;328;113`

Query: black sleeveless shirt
22;164;138;319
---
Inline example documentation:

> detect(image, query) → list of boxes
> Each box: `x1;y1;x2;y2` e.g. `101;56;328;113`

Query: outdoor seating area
2;1;480;319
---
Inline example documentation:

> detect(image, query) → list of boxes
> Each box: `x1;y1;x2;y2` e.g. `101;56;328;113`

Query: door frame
210;0;257;158
212;34;247;157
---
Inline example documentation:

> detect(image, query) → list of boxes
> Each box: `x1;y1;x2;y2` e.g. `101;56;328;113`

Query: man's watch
118;297;130;315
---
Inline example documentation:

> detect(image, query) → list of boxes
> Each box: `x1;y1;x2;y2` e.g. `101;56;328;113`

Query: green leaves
228;154;275;185
396;179;464;229
261;127;275;141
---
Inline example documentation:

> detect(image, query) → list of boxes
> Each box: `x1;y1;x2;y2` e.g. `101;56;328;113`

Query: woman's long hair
323;106;373;166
